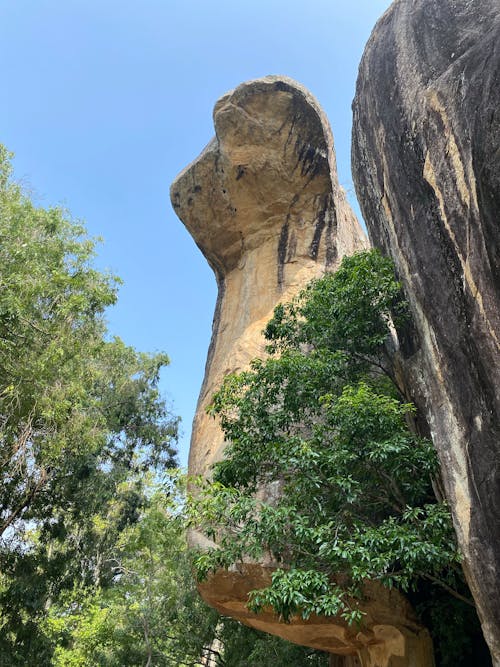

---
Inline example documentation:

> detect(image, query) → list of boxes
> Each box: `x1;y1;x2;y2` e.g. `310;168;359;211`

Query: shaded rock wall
171;76;434;666
352;1;500;662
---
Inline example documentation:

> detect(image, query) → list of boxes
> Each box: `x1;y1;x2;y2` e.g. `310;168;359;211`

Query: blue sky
0;0;391;466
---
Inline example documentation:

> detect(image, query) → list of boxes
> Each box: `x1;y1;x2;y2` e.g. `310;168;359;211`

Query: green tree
0;146;178;664
45;476;219;667
46;474;329;667
190;250;482;664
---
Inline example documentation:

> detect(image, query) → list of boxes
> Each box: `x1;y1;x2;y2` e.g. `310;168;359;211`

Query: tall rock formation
171;76;434;666
352;1;500;662
172;75;365;482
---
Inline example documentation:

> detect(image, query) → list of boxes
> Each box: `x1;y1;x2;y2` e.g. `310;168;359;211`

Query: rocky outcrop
171;76;434;665
352;1;500;662
198;563;434;666
172;75;365;482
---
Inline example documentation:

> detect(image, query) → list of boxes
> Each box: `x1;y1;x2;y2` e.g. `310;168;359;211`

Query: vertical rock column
171;75;365;482
352;1;500;662
171;76;434;665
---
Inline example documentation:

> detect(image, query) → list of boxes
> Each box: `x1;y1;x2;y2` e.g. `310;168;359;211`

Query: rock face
172;75;365;482
171;76;434;665
352;1;500;662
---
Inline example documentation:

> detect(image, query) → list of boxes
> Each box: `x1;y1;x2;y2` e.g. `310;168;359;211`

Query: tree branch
418;572;475;607
0;468;48;537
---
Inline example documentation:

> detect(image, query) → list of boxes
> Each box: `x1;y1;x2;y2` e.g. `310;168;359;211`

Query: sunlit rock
171;75;433;665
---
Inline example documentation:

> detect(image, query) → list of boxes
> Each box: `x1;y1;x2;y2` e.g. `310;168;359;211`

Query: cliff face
171;76;435;666
352;1;500;662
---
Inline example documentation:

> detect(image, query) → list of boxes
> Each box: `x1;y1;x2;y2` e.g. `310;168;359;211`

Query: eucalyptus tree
0;145;178;663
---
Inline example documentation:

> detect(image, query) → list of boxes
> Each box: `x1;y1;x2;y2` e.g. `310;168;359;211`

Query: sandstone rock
172;75;365;482
171;75;433;665
198;563;434;666
352;2;500;662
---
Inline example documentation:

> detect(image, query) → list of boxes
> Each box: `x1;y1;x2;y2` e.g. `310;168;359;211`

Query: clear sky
0;0;391;466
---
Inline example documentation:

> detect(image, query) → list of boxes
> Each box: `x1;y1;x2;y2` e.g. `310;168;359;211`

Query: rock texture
171;76;433;665
172;76;365;482
198;563;434;666
352;1;500;662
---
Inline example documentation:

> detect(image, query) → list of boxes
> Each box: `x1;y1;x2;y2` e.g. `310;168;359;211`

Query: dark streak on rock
309;197;330;261
325;196;338;267
273;80;291;93
172;191;181;209
295;141;323;178
277;221;289;289
284;113;297;155
282;92;328;181
286;230;297;262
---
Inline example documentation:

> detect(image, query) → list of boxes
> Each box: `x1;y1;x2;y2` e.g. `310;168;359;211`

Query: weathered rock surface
198;563;434;666
352;1;500;662
172;75;366;481
171;75;433;665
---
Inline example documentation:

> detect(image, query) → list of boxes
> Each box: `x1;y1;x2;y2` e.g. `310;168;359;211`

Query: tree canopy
190;250;486;665
0;145;179;663
44;472;330;667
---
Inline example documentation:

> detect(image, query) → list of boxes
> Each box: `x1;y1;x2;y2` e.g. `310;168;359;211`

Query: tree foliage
44;473;329;667
44;476;219;667
189;250;481;661
0;146;179;663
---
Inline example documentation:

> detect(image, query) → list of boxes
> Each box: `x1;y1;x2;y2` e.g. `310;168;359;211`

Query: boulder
171;75;434;665
352;1;500;662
